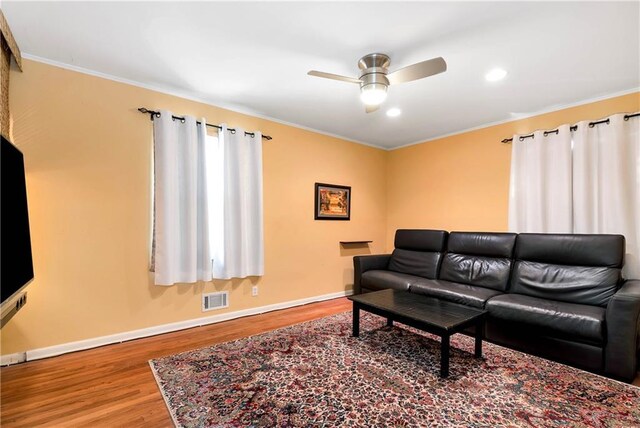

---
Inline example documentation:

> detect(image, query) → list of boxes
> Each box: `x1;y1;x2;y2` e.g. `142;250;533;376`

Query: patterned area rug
149;312;640;427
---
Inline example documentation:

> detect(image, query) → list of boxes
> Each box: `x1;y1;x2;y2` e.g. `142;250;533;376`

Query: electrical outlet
252;286;258;297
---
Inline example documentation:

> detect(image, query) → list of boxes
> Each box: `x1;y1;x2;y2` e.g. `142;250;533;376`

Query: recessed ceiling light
386;108;401;117
485;68;507;82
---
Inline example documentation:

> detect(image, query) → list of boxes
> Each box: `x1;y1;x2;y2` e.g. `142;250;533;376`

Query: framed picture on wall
315;183;351;220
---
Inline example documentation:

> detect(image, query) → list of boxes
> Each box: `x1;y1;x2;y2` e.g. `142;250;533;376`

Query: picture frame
315;182;351;220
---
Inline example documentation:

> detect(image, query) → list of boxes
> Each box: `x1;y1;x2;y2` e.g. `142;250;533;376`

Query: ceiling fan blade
386;57;447;85
365;104;380;114
308;70;362;84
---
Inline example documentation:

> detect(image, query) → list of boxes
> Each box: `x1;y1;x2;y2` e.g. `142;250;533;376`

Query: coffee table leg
386;318;393;327
352;303;360;337
441;335;450;378
475;319;483;358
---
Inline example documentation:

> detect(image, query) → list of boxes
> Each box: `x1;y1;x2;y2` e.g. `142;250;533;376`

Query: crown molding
392;86;640;151
21;54;386;150
20;54;639;152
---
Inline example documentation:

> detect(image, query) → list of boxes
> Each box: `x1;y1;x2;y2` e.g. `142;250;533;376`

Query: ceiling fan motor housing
358;53;391;71
358;53;390;89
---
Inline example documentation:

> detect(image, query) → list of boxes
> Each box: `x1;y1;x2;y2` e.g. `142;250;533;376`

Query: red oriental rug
149;312;640;427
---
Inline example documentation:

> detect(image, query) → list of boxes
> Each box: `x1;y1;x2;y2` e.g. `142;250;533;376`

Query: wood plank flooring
1;296;638;427
1;298;352;427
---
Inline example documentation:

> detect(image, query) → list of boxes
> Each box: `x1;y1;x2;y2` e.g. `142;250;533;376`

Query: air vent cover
202;291;229;312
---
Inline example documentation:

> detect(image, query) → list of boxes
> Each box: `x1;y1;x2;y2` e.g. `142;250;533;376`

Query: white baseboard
1;290;353;366
0;352;27;366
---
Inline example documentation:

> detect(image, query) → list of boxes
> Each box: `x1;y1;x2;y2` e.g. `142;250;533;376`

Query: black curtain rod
501;112;640;144
137;108;272;141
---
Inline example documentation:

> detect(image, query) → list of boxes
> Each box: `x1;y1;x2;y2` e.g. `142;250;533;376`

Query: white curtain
508;125;573;233
208;125;264;279
573;113;640;278
153;111;212;286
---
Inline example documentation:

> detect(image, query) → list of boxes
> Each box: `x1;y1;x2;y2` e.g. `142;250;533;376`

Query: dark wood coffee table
348;289;487;377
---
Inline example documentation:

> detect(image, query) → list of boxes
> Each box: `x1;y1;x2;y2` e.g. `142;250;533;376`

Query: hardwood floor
0;297;352;427
1;296;639;427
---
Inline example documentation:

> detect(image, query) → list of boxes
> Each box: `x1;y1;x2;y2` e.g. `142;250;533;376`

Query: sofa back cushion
439;232;517;291
510;234;624;306
387;229;448;279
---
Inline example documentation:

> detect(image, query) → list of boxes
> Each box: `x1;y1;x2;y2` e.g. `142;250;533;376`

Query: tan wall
2;58;638;357
1;60;387;354
386;92;640;250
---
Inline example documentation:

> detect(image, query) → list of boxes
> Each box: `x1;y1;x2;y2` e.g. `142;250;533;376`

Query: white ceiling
3;1;639;149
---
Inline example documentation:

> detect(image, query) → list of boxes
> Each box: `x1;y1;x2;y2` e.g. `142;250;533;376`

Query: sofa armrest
353;254;391;294
605;279;640;381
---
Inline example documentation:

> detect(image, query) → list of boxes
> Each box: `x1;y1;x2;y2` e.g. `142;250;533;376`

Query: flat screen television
1;135;34;318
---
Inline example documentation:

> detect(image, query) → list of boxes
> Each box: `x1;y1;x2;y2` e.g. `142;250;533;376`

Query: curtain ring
155;112;161;118
606;118;610;125
181;118;185;123
624;115;630;121
589;123;595;128
230;129;236;134
519;136;524;141
543;131;548;137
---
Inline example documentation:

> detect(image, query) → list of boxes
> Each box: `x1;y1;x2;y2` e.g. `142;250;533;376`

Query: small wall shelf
340;241;373;245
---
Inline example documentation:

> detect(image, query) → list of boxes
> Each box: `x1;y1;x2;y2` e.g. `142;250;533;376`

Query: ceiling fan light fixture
360;83;388;106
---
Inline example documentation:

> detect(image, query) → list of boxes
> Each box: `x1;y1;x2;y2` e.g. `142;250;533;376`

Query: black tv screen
1;136;34;304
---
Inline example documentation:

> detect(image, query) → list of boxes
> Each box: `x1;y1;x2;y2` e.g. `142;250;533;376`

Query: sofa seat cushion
410;279;503;309
360;270;425;291
486;294;605;345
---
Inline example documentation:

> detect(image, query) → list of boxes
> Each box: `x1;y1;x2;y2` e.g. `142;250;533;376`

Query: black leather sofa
353;229;640;382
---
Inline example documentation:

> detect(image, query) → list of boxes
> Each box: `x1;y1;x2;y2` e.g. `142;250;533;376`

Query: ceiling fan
308;53;447;113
